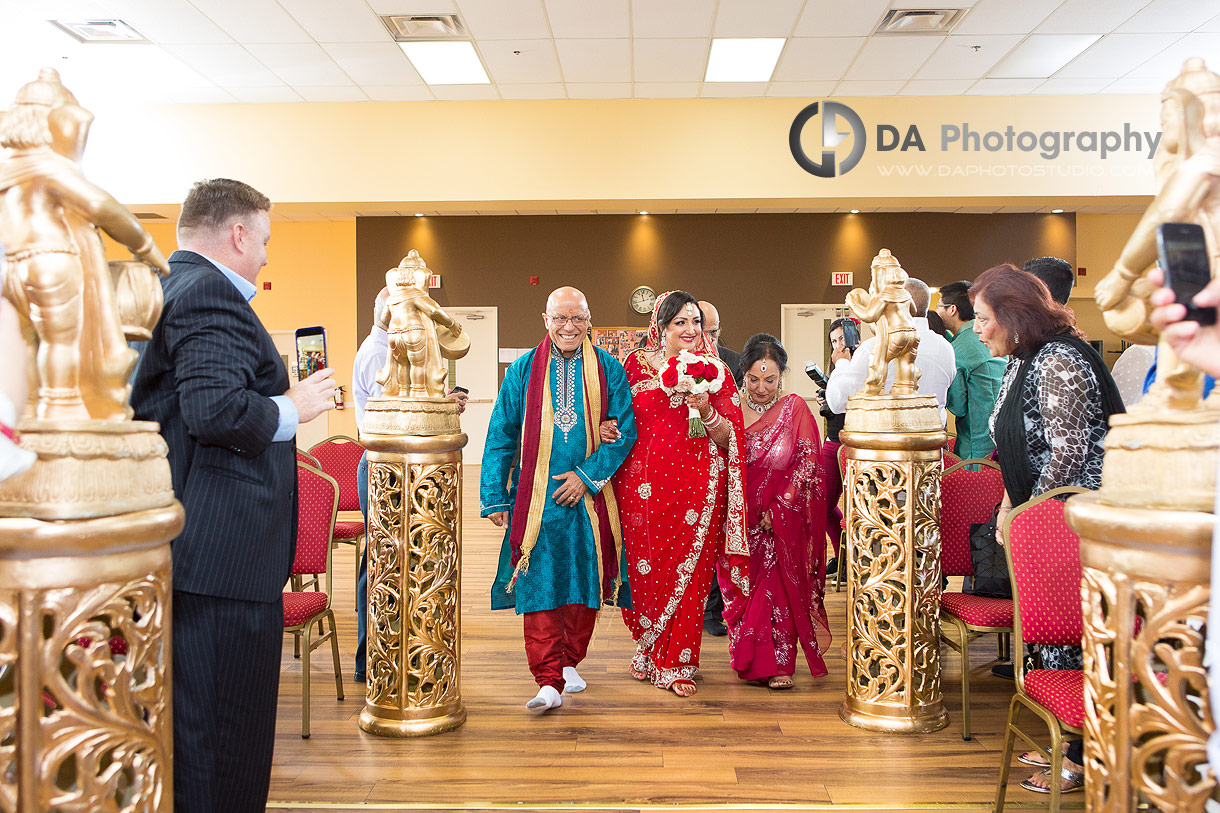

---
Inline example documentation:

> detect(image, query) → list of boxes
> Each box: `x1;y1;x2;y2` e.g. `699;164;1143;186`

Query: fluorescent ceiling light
399;41;489;85
704;38;785;83
50;19;147;44
989;35;1100;79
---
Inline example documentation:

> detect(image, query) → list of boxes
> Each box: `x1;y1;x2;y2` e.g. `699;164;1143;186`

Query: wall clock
629;285;657;315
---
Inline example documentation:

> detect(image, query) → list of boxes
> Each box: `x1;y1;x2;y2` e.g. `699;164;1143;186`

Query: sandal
629;665;649;681
1018;743;1068;767
670;679;697;697
768;676;794;690
1019;766;1084;795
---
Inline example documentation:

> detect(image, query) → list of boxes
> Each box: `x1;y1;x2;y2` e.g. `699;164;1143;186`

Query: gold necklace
747;393;780;414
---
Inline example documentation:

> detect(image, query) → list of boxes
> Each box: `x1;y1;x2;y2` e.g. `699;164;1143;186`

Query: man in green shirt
938;280;1007;460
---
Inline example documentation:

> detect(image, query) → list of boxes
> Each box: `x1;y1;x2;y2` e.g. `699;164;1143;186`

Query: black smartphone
295;326;327;380
1156;222;1217;326
450;386;469;395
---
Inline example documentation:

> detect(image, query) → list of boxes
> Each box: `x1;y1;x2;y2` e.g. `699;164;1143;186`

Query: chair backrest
308;435;364;512
939;458;1003;577
1003;486;1088;650
942;449;961;469
294;463;338;590
837;442;849;478
945;435;956;454
296;449;320;468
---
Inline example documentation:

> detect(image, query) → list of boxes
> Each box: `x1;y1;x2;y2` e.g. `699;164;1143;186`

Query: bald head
543;286;591;357
546;286;588;313
373;287;389;328
905;278;930;317
698;300;722;344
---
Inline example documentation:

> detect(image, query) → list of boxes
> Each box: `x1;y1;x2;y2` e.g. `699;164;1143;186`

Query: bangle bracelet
703;410;721;429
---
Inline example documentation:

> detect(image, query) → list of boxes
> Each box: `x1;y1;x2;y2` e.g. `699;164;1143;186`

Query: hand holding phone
295;326;328;380
1156;223;1217;327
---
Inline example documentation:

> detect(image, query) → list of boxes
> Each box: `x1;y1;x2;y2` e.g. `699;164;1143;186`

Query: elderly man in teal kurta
938;280;1007;459
481;286;636;713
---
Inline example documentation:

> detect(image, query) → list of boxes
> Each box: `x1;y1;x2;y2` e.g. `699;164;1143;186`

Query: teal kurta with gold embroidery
480;344;636;613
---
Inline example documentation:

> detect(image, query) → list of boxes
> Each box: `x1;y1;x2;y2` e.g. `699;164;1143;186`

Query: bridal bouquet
660;351;727;437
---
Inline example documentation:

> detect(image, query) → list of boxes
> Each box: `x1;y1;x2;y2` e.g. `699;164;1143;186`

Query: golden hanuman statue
376;250;466;400
0;68;169;423
846;248;921;396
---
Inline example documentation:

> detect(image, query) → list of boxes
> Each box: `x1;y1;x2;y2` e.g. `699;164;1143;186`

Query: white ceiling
1;0;1218;105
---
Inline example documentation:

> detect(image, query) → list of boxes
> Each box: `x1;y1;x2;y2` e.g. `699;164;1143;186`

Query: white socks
563;666;586;693
526;685;562;712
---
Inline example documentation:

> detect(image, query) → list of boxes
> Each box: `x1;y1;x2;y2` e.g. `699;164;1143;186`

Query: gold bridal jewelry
747;393;779;413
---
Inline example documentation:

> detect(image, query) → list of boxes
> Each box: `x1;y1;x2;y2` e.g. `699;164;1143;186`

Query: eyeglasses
704;328;721;339
547;314;590;327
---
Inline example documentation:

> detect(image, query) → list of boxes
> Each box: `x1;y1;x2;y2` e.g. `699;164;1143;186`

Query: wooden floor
268;468;1074;812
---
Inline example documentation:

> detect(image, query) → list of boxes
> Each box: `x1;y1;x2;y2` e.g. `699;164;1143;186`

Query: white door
446;307;498;462
270;329;330;449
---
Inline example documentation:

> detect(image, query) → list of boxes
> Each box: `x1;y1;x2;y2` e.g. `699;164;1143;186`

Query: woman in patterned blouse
970;263;1124;796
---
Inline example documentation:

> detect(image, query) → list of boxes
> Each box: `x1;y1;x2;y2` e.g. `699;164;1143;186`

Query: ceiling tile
1034;0;1148;34
479;39;562;83
277;0;388;42
144;86;237;103
845;36;942;81
51;43;219;105
566;82;631;98
499;82;565;99
989;34;1100;78
101;0;232;43
321;42;423;85
794;0;891;36
955;0;1062;35
957;206;1003;213
555;39;630;82
362;84;435;100
900;79;974;95
1034;76;1112;94
544;0;629;38
456;0;551;39
632;0;715;38
966;77;1044;94
189;0;311;44
245;43;352;85
634;82;702;97
1200;12;1220;32
714;0;805;37
699;82;768;97
633;38;707;83
772;37;865;81
915;35;1022;80
1102;75;1171;93
833;80;905;96
228;85;305;102
766;80;837;96
295;84;369;101
366;0;458;12
1117;0;1220;33
430;84;499;100
1125;32;1220;78
1055;33;1181;78
162;43;285;86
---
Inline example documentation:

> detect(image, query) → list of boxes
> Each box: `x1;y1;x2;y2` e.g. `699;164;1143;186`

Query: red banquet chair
994;486;1088;813
937;458;1008;741
307;435;366;550
296;448;319;468
283;462;345;739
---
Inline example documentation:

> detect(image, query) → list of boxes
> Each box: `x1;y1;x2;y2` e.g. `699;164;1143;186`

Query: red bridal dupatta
614;292;749;687
729;393;830;681
507;333;625;605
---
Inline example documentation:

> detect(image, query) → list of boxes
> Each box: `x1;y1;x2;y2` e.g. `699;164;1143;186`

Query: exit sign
428;274;441;289
832;272;854;286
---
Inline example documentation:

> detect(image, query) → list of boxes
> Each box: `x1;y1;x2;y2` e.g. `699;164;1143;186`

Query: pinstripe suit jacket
132;250;297;604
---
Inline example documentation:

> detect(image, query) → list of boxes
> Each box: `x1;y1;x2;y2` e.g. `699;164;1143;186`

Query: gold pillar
838;394;948;734
358;400;467;737
1067;411;1219;812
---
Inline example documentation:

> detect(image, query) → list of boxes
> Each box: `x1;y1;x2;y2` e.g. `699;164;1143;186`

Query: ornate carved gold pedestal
358;398;467;738
839;394;948;734
1067;408;1219;812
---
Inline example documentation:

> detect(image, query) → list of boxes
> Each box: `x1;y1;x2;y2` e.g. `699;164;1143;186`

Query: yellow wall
105;219;358;438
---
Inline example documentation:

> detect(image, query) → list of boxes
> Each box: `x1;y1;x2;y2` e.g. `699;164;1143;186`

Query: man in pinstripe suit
131;178;336;812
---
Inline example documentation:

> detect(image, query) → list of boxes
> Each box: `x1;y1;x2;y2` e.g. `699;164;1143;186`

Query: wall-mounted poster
592;327;649;363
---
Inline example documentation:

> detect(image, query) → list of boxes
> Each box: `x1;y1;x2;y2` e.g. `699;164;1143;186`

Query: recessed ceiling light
704;38;785;83
415;212;425;217
50;19;147;43
850;209;860;214
639;210;649;215
399;41;490;85
1051;208;1064;213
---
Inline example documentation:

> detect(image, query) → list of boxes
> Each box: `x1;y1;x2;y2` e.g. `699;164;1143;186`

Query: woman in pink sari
614;291;749;697
729;333;831;689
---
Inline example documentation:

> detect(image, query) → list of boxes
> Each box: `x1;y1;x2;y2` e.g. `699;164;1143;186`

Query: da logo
789;101;866;179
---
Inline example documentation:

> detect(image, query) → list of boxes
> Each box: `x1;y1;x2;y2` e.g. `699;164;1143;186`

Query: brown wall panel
356;213;1075;352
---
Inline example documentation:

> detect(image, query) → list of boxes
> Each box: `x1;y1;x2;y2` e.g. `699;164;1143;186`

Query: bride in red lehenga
613;291;749;697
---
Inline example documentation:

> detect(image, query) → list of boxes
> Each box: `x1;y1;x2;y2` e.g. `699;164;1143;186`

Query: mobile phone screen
1156;223;1217;326
295;326;327;380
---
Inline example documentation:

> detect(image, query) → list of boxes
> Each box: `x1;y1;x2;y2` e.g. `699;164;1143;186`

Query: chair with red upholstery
296;448;320;468
834;443;850;592
937;458;1007;740
284;462;345;739
943;449;961;469
994;486;1088;813
307;435;366;549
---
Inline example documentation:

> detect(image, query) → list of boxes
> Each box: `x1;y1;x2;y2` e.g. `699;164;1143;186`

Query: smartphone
295;326;327;381
1156;222;1217;327
450;386;469;395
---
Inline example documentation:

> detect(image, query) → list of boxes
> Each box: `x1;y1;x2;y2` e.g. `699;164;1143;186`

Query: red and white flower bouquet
659;350;727;437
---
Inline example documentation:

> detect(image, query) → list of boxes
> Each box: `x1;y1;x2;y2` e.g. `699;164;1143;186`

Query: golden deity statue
376;250;467;400
0;68;170;423
846;248;920;396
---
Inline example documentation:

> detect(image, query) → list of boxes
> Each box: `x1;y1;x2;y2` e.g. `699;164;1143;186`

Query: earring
1013;331;1020;345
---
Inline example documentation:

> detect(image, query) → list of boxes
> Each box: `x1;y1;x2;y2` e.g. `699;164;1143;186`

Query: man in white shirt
825;278;956;424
